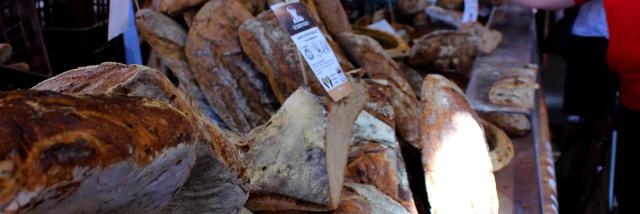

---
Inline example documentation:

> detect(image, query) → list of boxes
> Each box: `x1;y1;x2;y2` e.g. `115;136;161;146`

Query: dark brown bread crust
134;9;221;124
314;0;352;36
0;91;196;213
337;32;421;149
239;10;353;103
31;62;245;175
239;11;318;103
32;62;248;213
186;0;276;133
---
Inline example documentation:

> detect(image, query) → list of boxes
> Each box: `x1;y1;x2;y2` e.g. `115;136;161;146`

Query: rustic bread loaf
186;0;276;133
0;90;197;213
239;10;353;103
245;80;366;212
481;112;532;137
420;74;499;214
337;32;422;149
482;119;515;172
238;11;320;103
333;183;411;214
31;62;248;213
409;30;478;77
488;67;539;109
346;81;418;214
135;9;222;125
314;0;352;36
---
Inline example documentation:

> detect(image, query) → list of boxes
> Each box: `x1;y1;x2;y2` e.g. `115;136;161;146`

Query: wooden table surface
465;4;558;214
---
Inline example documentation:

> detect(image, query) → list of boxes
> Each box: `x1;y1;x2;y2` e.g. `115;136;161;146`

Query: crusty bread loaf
245;81;366;212
314;0;352;36
410;30;479;77
186;0;276;133
481;112;532;137
482;119;515;172
238;11;322;103
135;9;221;125
334;183;411;214
337;32;422;150
31;63;248;213
239;9;353;103
0;90;197;213
420;74;499;214
346;81;417;214
489;67;539;109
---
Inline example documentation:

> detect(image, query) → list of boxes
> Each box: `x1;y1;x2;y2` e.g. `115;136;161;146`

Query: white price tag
107;0;130;41
271;1;352;101
462;0;479;23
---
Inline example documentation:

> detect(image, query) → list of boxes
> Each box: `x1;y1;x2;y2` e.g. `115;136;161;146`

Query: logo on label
322;76;333;88
287;6;305;24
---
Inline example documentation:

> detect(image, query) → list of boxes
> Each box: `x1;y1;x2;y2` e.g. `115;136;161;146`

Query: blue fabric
123;4;142;64
572;0;609;38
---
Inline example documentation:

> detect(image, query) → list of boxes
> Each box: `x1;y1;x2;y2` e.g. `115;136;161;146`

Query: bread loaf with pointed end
420;74;499;214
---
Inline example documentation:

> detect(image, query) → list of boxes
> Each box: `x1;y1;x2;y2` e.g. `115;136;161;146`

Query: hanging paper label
271;1;352;101
107;0;130;41
462;0;479;23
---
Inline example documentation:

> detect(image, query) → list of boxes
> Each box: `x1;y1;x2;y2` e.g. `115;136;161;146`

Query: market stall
0;0;556;213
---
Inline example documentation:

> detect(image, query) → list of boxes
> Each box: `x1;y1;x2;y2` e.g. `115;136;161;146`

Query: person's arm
510;0;582;10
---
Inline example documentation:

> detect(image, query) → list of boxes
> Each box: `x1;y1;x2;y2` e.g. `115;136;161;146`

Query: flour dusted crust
420;74;499;214
31;62;248;213
245;80;366;212
345;81;418;214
